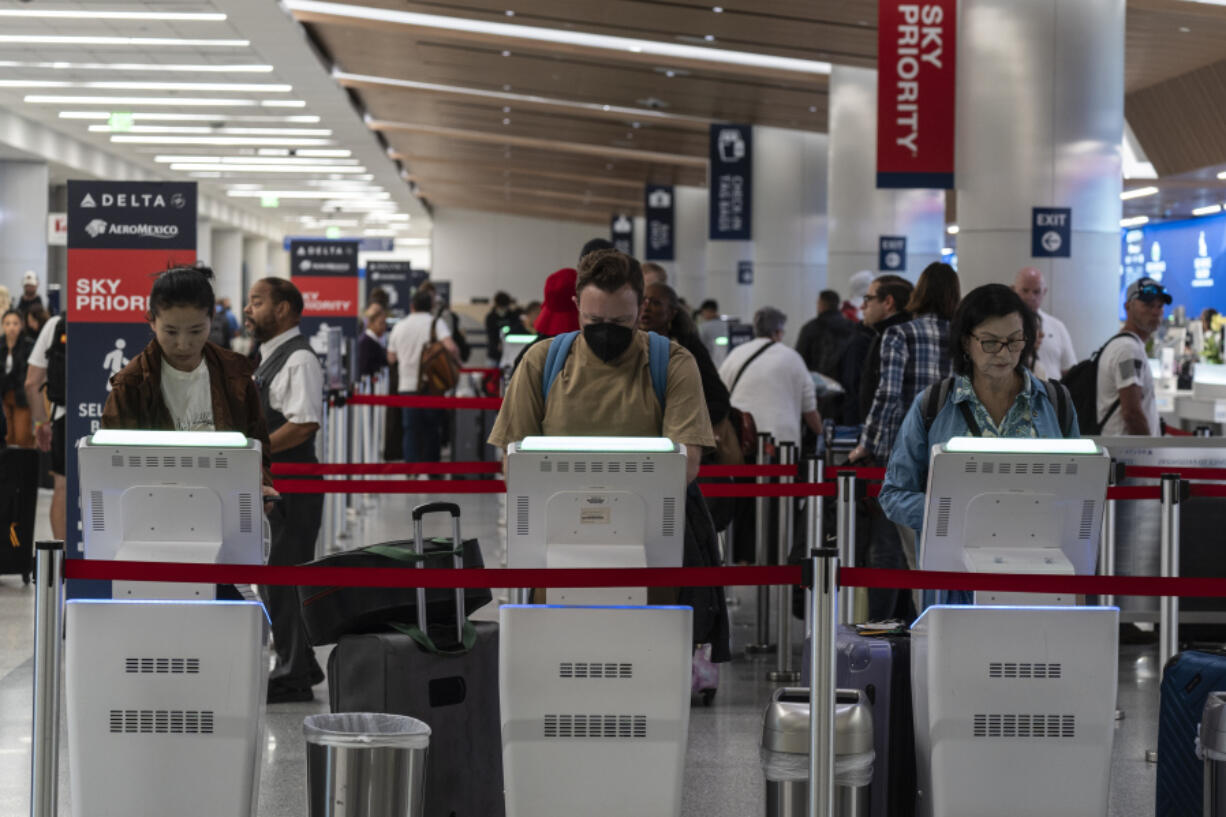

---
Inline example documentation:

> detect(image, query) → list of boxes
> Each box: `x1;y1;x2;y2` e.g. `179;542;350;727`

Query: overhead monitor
505;436;687;605
77;429;265;599
919;436;1112;603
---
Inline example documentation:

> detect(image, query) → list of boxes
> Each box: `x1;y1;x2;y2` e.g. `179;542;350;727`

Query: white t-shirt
1036;308;1078;377
160;358;215;431
717;338;817;445
28;315;65;421
1096;331;1158;436
387;312;451;394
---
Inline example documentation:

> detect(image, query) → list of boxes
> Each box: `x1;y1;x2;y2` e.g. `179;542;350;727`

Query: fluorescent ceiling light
226;190;391;199
111;135;332;145
63;82;292;92
942;436;1099;455
301;218;361;226
27;95;265;107
1120;186;1159;200
155;154;357;164
0;10;227;21
363;228;398;236
261;100;307;107
64;112;321;123
0;35;248;47
946;224;959;234
941;247;954;255
337;70;713;126
1120;215;1150;227
89;125;329;135
90;429;248;448
286;0;831;75
518;436;676;453
0;61;272;73
1193;204;1223;216
169;163;367;173
294;149;353;157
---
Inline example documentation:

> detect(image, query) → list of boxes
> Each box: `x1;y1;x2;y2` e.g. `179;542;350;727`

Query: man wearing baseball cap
1096;277;1170;436
16;271;43;321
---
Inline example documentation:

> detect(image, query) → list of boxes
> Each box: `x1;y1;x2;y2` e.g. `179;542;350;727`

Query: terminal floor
0;489;1160;815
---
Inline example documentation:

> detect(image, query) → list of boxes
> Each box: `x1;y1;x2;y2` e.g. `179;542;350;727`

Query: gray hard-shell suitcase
328;502;504;817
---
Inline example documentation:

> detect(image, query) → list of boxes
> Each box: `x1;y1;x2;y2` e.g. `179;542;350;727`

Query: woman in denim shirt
879;284;1078;604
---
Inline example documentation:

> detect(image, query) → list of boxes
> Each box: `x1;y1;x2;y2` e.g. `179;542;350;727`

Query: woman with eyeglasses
878;283;1078;604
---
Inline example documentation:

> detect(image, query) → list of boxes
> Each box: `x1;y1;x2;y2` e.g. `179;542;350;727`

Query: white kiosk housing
68;430;269;817
911;437;1119;817
500;436;693;817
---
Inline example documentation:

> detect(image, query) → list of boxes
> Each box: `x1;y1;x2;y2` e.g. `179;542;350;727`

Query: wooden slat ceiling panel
1125;2;1226;92
1125;59;1226;177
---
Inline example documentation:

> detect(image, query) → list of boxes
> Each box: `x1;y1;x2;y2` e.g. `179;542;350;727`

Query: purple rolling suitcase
804;625;915;817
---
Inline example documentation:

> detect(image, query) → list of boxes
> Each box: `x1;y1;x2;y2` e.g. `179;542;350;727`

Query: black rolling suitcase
0;448;40;583
328;502;504;817
1157;650;1226;817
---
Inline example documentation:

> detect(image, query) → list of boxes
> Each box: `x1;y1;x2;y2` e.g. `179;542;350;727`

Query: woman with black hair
1;309;34;447
102;265;271;473
878;283;1077;604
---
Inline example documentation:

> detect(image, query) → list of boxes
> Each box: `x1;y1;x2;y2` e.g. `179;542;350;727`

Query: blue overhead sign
1032;207;1071;258
709;124;752;241
645;185;675;261
737;260;753;285
611;213;634;255
283;235;394;253
879;235;907;272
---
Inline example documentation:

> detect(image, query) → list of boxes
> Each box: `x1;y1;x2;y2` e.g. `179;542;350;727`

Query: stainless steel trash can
761;687;874;817
304;713;431;817
1204;692;1226;817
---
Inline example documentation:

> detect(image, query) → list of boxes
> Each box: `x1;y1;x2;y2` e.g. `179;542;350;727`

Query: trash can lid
761;688;873;756
304;713;431;750
1203;692;1226;757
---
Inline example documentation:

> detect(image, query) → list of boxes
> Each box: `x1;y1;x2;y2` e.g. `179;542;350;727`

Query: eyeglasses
861;294;880;304
972;335;1026;354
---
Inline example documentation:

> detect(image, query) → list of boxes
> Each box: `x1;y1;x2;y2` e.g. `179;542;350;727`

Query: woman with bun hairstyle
102;265;272;475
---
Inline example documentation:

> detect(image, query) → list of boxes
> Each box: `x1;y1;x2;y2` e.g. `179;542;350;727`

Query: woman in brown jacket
102;265;272;476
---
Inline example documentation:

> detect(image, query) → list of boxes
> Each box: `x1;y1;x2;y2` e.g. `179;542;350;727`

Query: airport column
954;0;1124;357
196;218;213;265
672;186;709;302
827;66;945;293
750;126;829;330
0;161;49;291
243;236;269;294
211;228;243;313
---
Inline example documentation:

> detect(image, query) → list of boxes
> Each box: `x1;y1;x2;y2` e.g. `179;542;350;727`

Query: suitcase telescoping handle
411;501;465;645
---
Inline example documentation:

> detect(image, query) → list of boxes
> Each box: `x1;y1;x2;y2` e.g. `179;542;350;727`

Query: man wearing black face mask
488;249;714;482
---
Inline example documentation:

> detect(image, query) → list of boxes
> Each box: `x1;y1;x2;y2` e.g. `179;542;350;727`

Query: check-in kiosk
68;429;269;817
500;436;692;817
911;436;1119;817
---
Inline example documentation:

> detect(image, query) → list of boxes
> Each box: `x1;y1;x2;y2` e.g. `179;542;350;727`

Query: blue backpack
541;330;670;407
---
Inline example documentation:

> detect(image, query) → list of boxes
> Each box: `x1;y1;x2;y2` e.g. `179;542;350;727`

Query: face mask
583;322;634;363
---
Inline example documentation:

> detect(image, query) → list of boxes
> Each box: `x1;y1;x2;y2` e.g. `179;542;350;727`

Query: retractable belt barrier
59;559;1226;598
346;394;503;410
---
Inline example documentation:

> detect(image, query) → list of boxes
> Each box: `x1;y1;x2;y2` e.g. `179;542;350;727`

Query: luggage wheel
22;572;30;585
700;689;716;706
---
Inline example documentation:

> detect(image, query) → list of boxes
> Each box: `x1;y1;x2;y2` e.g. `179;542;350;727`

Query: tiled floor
0;489;1160;815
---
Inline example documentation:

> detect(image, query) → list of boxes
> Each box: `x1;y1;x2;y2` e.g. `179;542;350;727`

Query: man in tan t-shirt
488;249;714;479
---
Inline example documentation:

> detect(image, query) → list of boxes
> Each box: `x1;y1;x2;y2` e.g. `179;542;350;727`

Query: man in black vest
245;278;326;703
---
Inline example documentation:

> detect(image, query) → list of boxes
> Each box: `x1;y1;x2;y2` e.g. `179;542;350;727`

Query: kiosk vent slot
972;713;1074;739
1015;463;1029;475
180;456;193;468
574;462;586;473
981;462;994;474
539;461;552;473
624;462;638;473
109;709;214;735
111;455;123;468
934;498;952;537
998;463;1012;474
145;456;159;468
662;498;677;537
557;462;569;473
238;494;254;534
607;462;621;473
197;456;210;469
128;456;141;468
125;657;201;674
163;456;176;468
590;462;604;473
515;496;530;536
543;714;647;739
559;662;633;679
1079;500;1095;540
964;462;978;474
988;662;1062;679
642;462;655;473
214;457;227;469
1047;463;1062;474
90;491;105;531
1066;463;1078;475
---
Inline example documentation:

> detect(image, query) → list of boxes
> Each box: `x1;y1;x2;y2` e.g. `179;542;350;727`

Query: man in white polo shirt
1013;266;1077;376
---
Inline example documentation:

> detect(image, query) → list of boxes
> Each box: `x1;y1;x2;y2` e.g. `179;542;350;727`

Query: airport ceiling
2;1;1226;231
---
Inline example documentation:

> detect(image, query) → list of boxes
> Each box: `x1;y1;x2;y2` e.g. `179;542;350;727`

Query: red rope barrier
459;368;501;376
701;482;836;498
347;394;504;410
698;464;796;478
272;462;502;476
1125;466;1226;482
274;479;507;494
63;560;802;589
1107;485;1162;500
1191;484;1226;499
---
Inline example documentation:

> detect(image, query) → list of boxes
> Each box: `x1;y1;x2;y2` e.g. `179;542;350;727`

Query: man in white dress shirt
1014;266;1077;376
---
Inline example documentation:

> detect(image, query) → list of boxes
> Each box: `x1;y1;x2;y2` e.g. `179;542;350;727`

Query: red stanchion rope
274;479;506;494
1107;485;1161;500
459;368;501;376
1125;465;1226;481
698;482;836;498
60;559;1226;598
272;462;502;476
698;464;796;478
346;394;504;410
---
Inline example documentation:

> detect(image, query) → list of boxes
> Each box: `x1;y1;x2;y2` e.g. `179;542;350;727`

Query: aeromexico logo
83;218;179;240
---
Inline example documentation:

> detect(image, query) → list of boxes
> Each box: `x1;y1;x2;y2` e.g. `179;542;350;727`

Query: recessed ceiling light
503;84;512;91
283;0;832;75
665;70;676;78
808;105;817;112
505;9;515;16
1120;215;1149;227
631;121;641;128
703;34;716;41
502;105;511;113
1180;26;1192;32
712;6;724;12
503;118;511;125
946;224;960;234
1120;186;1159;200
501;50;511;57
0;35;248;47
0;9;227;20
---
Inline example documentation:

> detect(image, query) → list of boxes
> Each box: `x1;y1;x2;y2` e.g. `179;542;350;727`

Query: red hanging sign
876;1;956;189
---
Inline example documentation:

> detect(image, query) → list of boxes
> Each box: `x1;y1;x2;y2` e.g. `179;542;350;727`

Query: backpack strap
1044;378;1075;438
921;376;958;433
646;331;669;409
541;331;579;401
1092;332;1134;430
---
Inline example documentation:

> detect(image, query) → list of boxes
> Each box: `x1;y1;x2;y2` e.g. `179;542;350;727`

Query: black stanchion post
807;545;838;817
30;540;64;817
769;442;799;682
747;432;776;654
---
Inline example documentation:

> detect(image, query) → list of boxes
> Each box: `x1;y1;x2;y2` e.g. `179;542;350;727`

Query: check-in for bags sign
709;124;752;240
645;185;675;261
611;214;634;255
877;1;955;189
